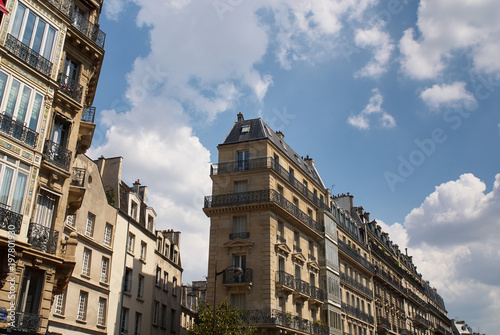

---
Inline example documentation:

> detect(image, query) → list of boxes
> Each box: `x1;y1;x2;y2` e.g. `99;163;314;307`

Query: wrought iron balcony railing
58;73;83;103
412;314;431;329
308;254;316;262
241;309;328;335
0;204;23;234
276;271;295;289
43;140;72;171
338;240;375;273
27;222;59;254
293;245;302;253
71;167;86;187
44;0;106;48
377;316;391;329
5;34;53;77
12;312;42;333
295;278;310;296
309;286;324;301
0;113;39;148
81;106;96;123
276;235;287;244
210;157;328;208
229;232;250;240
340;272;373;298
341;302;374;324
222;268;252;284
205;189;323;235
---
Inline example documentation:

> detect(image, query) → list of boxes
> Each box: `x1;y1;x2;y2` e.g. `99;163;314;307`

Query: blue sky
89;1;500;333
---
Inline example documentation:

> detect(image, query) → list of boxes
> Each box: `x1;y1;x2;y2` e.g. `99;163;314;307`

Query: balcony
341;302;374;324
43;140;72;171
77;106;96;154
44;0;106;49
412;314;430;329
241;309;328;335
12;312;41;333
68;167;86;213
276;270;294;293
27;222;59;254
222;267;252;285
0;205;22;234
204;189;323;236
340;272;373;298
338;240;375;273
229;232;250;240
81;106;96;123
294;278;310;299
4;34;53;77
276;235;287;244
377;316;391;330
309;286;324;304
373;267;407;297
58;73;83;104
210;157;327;208
0;113;39;148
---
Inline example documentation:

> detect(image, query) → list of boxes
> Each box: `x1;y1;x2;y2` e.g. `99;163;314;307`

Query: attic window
241;125;250;133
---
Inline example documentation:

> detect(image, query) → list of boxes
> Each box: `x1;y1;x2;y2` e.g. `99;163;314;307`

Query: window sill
124;291;132;297
76;319;87;324
80;274;91;280
137;297;144;302
52;313;65;319
140;258;146;264
97;324;106;329
99;281;109;287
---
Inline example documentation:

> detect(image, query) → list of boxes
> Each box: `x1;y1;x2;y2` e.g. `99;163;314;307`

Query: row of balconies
241;309;328;335
210;157;327;209
276;271;324;302
341;302;374;324
339;272;373;298
204;189;323;236
338;239;375;273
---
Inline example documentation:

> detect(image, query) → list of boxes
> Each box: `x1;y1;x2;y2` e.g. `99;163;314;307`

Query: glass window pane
11;5;26;39
22;12;36;46
0;71;8;107
29;93;42;130
31;19;45;53
16;86;32;122
42;27;56;60
5;79;20;117
11;172;27;213
0;166;14;206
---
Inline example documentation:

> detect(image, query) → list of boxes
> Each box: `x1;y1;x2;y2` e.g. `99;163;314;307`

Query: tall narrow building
0;0;104;333
204;113;331;334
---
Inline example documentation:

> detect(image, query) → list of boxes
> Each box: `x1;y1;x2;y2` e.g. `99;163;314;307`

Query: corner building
204;113;334;335
0;0;104;333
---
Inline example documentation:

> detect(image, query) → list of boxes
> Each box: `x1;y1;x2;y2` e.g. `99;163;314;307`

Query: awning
0;0;9;15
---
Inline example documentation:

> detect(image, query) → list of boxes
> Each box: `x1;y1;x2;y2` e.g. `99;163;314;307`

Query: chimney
237;112;244;122
304;155;315;169
276;130;284;140
133;179;141;195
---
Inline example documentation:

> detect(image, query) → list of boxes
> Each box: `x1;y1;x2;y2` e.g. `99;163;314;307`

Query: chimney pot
237;112;244;122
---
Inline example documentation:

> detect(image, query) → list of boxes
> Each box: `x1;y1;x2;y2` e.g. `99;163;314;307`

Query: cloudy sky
88;0;500;332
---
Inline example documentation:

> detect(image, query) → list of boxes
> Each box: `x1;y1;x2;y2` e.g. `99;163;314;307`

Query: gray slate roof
221;117;326;190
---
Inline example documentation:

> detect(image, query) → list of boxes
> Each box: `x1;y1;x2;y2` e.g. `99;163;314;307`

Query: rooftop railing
5;34;53;77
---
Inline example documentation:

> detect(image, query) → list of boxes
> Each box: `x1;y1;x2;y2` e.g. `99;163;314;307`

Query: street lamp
213;264;243;334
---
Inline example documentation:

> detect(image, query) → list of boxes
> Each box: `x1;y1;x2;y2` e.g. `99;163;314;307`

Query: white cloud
348;88;396;130
420;82;477;110
399;0;500;79
379;173;500;334
354;26;394;78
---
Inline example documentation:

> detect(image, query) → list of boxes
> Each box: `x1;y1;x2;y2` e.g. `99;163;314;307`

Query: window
170;309;176;333
153;300;159;325
134;312;142;335
155;266;162;286
85;212;95;237
100;257;109;283
65;214;75;227
97;297;106;326
130;201;138;220
10;3;57;60
157;236;163;253
137;274;144;299
233;181;247;193
0;154;29;213
230;294;246;310
172;277;178;296
163;271;169;290
17;267;44;315
161;304;167;328
120;308;129;334
124;268;132;293
294;231;301;252
81;248;91;276
76;291;88;321
237;150;249;170
54;291;65;315
140;241;147;261
147;214;154;231
231;216;247;239
62;56;79;84
127;232;135;253
104;223;113;246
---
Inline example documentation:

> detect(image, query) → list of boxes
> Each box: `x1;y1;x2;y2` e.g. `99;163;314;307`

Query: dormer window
130;201;138;220
241;125;250;133
147;214;154;231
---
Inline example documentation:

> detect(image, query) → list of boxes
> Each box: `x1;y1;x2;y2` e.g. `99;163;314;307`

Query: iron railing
204;189;323;235
295;278;310;296
374;266;407;296
340;272;373;298
0;205;23;234
308;254;316;262
309;286;324;301
377;316;391;329
27;222;59;254
222;268;253;284
44;0;106;48
12;312;42;333
71;167;86;187
341;303;374;324
276;271;295;289
412;314;431;329
58;73;83;103
276;235;287;244
5;34;53;77
241;309;328;335
81;106;96;123
210;157;328;208
43;140;72;171
229;232;250;240
293;245;302;253
338;240;375;273
0;113;39;148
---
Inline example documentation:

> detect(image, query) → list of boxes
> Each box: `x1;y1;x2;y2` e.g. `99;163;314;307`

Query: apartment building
204;113;331;334
0;0;104;332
